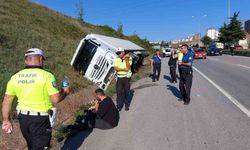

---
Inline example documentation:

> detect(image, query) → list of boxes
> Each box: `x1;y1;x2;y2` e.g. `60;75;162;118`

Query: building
238;39;248;49
207;28;219;40
192;34;200;42
152;45;161;49
245;20;250;34
244;20;250;49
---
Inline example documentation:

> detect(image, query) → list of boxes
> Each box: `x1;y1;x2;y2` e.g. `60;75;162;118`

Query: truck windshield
74;40;97;74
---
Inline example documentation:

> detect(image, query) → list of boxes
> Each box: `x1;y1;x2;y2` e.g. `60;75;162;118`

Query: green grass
52;103;91;143
131;75;141;82
106;84;117;97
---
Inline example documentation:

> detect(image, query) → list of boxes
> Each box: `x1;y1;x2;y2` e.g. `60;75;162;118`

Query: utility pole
228;0;231;23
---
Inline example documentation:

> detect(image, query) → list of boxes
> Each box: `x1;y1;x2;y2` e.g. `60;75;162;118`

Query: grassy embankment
0;0;153;123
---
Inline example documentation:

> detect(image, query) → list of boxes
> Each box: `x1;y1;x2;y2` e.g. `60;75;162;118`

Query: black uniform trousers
169;65;177;82
18;114;51;150
153;63;161;81
82;112;113;129
179;68;193;103
116;77;130;109
68;112;113;131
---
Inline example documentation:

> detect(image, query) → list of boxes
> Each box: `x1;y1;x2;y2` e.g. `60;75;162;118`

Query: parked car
194;49;207;59
207;47;222;56
162;48;171;57
234;45;243;50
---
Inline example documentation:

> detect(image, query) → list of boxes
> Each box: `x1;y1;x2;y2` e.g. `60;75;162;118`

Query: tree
218;12;245;46
117;23;123;37
218;23;229;44
201;35;212;47
160;41;169;48
76;0;84;22
228;12;245;44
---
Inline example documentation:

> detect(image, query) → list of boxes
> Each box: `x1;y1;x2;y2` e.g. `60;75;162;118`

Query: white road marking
193;66;250;118
207;57;220;62
208;57;250;70
237;64;250;69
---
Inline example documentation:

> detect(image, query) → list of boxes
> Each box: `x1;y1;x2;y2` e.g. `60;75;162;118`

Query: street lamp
228;0;231;23
192;14;207;47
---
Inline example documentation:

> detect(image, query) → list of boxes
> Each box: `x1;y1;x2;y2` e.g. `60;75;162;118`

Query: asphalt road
61;56;250;150
193;55;250;110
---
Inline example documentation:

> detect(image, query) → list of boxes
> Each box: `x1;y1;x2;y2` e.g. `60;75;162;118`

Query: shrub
222;49;250;57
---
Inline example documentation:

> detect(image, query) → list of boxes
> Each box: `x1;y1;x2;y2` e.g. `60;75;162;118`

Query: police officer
178;44;193;105
114;47;132;111
177;46;184;79
168;47;178;83
151;49;162;82
230;44;234;56
1;48;70;149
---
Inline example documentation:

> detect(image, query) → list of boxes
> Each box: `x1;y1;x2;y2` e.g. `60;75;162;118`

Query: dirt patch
0;121;26;150
54;86;96;126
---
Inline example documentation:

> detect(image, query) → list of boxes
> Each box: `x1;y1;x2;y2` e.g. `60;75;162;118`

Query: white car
162;48;171;57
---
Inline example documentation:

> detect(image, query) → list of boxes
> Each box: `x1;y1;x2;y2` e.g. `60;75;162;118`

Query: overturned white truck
71;33;148;90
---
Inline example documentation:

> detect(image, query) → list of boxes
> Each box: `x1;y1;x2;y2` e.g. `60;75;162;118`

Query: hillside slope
0;0;152;119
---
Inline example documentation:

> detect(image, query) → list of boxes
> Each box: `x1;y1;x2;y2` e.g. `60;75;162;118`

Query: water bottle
90;99;95;105
62;76;69;88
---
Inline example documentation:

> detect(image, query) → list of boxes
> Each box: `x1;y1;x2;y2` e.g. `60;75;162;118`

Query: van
163;48;171;57
71;33;147;90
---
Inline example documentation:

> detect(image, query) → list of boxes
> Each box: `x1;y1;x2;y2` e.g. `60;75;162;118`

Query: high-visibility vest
177;50;183;62
5;67;59;112
114;57;132;76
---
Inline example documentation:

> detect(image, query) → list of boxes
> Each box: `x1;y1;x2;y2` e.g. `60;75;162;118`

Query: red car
235;45;243;50
194;49;207;59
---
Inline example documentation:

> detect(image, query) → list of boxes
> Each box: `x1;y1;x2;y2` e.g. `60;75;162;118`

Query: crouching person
71;89;119;130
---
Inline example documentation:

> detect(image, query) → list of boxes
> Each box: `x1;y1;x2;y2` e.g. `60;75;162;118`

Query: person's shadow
166;85;182;101
164;74;180;82
61;113;95;150
61;128;93;150
163;75;171;81
128;90;135;105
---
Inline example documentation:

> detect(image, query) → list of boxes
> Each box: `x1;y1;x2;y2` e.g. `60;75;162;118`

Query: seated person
70;89;119;130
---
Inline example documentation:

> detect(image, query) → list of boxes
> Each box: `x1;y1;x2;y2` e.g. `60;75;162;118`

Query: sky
32;0;250;42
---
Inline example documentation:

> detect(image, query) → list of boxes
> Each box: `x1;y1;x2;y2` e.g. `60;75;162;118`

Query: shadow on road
166;85;182;101
128;90;135;105
61;129;93;150
163;75;171;81
132;84;158;90
164;74;180;82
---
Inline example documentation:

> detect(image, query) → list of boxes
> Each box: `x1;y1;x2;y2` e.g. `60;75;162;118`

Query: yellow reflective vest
5;67;59;112
177;50;183;62
114;57;132;76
